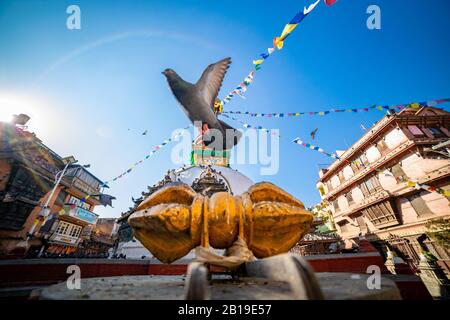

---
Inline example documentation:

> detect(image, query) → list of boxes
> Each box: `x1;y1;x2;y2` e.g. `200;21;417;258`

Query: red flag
324;0;338;5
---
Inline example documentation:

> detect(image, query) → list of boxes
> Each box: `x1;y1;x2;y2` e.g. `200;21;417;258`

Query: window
408;194;433;216
390;164;407;182
360;153;370;166
55;221;82;238
371;175;381;189
56;221;70;235
346;191;354;205
429;127;445;137
338;222;348;233
365;178;375;192
376;139;390;156
360;182;369;196
351;153;370;173
338;170;345;183
350;159;360;172
70;226;81;237
66;167;101;190
332;200;340;213
326;180;333;192
361;201;399;228
360;176;381;195
408;125;425;137
356;215;368;233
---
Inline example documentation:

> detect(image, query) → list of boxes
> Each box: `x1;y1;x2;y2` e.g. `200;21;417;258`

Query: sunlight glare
0;92;48;130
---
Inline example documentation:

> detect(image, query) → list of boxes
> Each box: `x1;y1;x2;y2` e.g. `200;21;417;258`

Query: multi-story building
37;165;105;256
0;119;112;258
316;107;450;272
75;218;119;257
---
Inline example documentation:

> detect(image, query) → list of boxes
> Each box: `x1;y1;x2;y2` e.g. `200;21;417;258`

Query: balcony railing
323;140;414;200
49;233;80;245
69;176;101;195
333;189;391;219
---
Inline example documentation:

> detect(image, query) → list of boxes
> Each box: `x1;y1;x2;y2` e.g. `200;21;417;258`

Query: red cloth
325;0;338;5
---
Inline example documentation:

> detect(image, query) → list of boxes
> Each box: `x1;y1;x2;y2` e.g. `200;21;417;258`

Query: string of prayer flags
352;161;450;197
223;71;255;104
406;181;450;197
103;124;193;186
292;139;450;198
28;198;90;238
224;111;450;198
221;0;333;106
222;98;450;118
220;114;277;135
273;0;321;50
292;138;340;159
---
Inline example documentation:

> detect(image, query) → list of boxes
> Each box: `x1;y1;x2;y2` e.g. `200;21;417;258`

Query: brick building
0;120;112;258
316;107;450;273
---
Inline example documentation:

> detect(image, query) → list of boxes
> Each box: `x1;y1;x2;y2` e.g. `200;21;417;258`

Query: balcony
49;233;80;246
323;140;415;200
333;189;391;219
69;176;101;195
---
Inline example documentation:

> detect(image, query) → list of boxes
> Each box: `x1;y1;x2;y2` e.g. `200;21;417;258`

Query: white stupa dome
168;165;254;195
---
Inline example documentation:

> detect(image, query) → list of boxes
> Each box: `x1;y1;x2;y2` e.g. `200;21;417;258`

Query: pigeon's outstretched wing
196;57;232;109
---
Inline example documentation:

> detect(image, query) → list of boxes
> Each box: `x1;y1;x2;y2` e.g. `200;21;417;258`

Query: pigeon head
162;68;183;88
162;68;177;78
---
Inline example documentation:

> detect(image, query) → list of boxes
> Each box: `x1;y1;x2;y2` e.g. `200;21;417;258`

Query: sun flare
0;93;34;122
0;92;49;129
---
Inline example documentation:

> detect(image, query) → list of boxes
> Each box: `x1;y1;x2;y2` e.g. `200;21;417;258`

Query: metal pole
36;162;74;257
26;161;72;256
44;165;68;212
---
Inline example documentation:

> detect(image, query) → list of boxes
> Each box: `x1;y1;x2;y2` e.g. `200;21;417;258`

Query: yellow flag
407;181;417;187
280;24;297;39
273;37;284;50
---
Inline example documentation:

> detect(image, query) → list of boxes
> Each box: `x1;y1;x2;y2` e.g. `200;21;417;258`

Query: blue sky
1;0;449;217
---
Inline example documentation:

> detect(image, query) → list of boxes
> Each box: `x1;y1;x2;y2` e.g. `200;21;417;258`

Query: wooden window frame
338;170;346;183
346;191;355;205
376;139;390;156
332;199;340;213
407;125;425;137
428;127;445;138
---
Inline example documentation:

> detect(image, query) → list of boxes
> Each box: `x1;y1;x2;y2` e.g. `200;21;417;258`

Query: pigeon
162;57;242;150
142;130;148;135
310;128;318;140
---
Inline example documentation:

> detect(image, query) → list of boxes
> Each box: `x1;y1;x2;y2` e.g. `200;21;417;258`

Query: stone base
40;273;401;300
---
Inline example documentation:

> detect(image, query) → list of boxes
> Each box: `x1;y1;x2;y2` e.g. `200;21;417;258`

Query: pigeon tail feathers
202;119;242;151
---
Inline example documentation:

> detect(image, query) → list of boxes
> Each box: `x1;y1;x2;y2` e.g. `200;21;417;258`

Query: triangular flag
304;0;321;15
324;0;338;6
280;24;298;39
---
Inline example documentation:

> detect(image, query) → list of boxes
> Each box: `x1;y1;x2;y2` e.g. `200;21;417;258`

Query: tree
425;218;450;249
